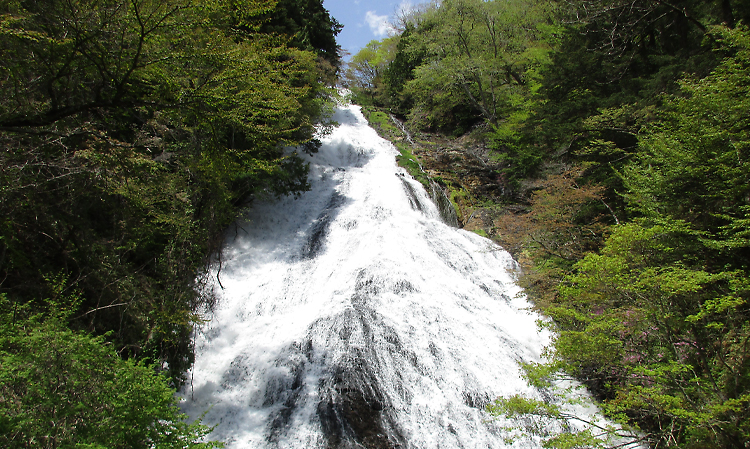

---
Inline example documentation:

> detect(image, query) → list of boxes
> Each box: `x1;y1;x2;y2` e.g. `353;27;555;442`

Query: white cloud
365;11;394;38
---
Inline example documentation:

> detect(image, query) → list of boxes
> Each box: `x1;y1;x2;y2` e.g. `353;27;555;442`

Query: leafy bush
0;296;221;448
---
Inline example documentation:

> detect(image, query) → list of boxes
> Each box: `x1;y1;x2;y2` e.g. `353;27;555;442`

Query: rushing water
181;104;563;448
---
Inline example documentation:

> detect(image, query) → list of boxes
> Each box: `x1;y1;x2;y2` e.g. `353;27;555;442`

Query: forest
346;0;750;447
0;0;340;446
2;0;749;447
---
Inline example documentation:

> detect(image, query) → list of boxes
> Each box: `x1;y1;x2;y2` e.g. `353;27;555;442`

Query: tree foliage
494;168;607;307
0;295;222;448
402;0;555;132
347;0;555;134
256;0;342;67
0;0;338;441
491;26;750;449
344;37;399;105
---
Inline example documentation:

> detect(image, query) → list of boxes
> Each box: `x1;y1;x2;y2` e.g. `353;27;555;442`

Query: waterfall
388;113;460;228
389;113;415;147
180;104;576;448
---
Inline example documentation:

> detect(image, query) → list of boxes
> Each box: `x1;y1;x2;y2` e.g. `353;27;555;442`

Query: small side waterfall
181;104;594;448
389;114;415;147
389;114;459;228
428;180;460;228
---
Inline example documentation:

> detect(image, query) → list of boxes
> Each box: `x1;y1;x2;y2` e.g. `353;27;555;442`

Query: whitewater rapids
181;103;558;448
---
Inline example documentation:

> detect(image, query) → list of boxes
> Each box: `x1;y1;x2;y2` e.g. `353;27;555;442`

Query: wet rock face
317;362;399;449
314;286;409;448
309;269;420;449
400;177;426;212
429;181;460;228
263;307;407;449
302;192;345;259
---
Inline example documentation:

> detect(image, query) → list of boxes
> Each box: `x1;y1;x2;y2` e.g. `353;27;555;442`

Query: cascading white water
181;104;560;448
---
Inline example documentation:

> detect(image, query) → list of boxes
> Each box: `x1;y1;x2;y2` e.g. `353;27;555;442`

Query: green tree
491;26;750;449
0;0;337;444
255;0;343;69
344;37;399;106
403;0;554;132
524;0;750;201
0;0;334;381
622;26;750;237
381;22;425;115
494;168;607;308
0;295;221;448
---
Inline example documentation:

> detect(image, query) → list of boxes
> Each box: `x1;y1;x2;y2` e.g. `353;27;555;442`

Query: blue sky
323;0;412;59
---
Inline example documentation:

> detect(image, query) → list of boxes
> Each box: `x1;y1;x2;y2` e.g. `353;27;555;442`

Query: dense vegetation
347;0;750;447
0;0;339;446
